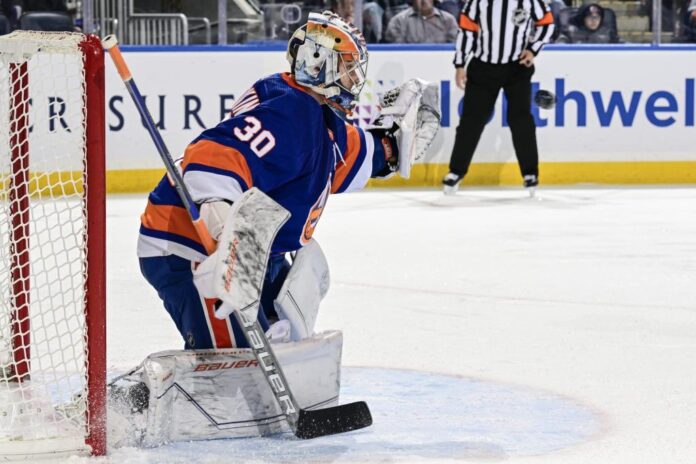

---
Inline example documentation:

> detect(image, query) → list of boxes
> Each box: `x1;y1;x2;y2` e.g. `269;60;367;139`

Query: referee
443;0;555;194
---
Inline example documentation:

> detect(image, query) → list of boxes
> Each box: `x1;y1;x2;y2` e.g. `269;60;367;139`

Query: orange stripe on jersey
535;12;554;26
459;14;479;32
181;139;253;189
204;297;234;348
141;203;201;244
331;125;361;193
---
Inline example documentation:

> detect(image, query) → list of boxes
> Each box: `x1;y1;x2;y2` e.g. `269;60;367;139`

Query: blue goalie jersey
137;72;378;262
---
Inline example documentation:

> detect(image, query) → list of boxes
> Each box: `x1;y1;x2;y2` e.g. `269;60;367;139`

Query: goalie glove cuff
367;124;400;178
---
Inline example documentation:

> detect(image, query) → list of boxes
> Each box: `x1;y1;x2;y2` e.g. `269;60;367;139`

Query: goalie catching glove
367;78;441;179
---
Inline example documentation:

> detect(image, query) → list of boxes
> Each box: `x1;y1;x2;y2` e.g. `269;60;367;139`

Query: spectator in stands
685;0;696;40
548;0;569;41
362;0;412;43
363;1;385;42
559;3;619;43
385;0;458;43
436;0;461;19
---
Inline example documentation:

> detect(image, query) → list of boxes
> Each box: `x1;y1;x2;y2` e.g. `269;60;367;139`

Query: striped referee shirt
453;0;555;66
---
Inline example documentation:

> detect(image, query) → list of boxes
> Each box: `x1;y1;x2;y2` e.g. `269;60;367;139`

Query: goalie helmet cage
0;31;106;458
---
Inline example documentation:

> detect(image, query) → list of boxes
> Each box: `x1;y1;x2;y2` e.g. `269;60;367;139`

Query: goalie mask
287;11;368;113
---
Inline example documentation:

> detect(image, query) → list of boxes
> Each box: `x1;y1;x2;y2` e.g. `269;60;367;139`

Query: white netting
0;31;91;456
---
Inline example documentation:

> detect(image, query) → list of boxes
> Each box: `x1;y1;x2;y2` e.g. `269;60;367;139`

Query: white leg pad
109;330;343;446
273;238;330;341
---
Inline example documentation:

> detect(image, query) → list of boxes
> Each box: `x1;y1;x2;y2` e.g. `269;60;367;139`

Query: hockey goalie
108;11;440;446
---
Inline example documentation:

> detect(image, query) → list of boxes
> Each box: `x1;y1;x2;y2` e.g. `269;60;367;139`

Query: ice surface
76;187;696;463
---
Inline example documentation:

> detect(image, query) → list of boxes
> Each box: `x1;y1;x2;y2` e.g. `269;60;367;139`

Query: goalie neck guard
287;11;368;113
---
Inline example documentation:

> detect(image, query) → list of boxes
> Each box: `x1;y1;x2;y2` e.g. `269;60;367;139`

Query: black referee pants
449;58;538;179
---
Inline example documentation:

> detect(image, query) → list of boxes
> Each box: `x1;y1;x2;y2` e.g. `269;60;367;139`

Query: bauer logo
194;360;259;371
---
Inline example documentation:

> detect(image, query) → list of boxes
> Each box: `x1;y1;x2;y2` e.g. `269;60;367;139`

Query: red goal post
0;31;106;458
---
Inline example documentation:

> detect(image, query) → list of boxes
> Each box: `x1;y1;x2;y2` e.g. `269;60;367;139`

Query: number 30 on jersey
233;116;276;157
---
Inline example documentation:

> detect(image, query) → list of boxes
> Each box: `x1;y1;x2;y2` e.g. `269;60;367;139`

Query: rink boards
99;44;696;190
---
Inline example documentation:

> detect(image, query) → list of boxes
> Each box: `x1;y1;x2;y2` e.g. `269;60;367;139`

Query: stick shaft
102;35;216;254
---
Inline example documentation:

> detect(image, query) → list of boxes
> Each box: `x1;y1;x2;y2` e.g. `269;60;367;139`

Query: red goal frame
7;33;107;456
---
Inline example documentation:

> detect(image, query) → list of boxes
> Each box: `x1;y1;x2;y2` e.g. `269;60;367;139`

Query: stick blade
295;401;372;439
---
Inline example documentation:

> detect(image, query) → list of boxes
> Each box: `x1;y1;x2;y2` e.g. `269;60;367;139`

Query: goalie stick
102;36;371;439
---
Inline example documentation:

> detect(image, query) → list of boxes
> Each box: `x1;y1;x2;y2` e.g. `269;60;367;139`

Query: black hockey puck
534;90;556;109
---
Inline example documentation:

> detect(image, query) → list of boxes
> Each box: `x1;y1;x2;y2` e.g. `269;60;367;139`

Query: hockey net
0;31;106;458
